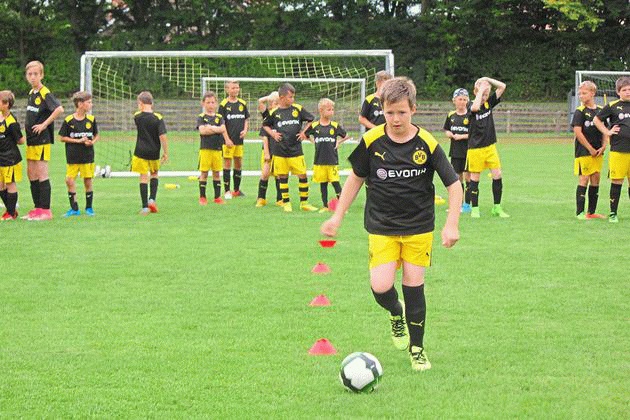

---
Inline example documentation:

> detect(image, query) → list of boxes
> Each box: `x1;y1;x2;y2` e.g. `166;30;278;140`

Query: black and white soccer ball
339;352;383;393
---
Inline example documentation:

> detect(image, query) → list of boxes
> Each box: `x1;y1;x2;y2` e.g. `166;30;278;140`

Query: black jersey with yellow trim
59;114;98;164
348;124;459;236
196;112;225;151
133;111;167;160
360;93;385;126
597;100;630;153
25;85;62;146
306;120;347;165
571;105;603;157
0;113;23;166
467;92;501;149
262;103;314;158
218;98;250;145
443;110;470;158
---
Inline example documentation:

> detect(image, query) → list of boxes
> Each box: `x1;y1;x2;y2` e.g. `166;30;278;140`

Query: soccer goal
80;50;394;177
573;71;630;111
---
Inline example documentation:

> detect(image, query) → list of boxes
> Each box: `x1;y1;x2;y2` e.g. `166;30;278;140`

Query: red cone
311;262;331;274
309;294;331;307
308;338;337;355
318;239;337;248
328;198;339;211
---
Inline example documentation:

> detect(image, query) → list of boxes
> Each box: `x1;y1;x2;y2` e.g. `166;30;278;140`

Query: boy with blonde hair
219;80;249;198
0;90;25;220
197;91;232;205
132;91;168;215
24;60;64;221
321;77;462;371
255;91;281;207
594;76;630;223
359;70;393;130
571;81;607;219
59;91;99;217
305;97;349;211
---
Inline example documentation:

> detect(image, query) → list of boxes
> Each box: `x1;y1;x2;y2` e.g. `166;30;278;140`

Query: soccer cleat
434;195;446;205
461;203;472;213
147;200;158;213
410;346;432;371
389;308;409;351
283;202;293;212
85;208;95;216
1;211;17;221
609;213;619;223
213;197;226;205
22;208;40;220
471;207;481;218
255;198;267;208
300;202;318;212
491;204;510;218
586;213;606;219
224;191;233;200
275;200;284;207
63;209;81;218
139;207;150;215
233;190;245;197
318;207;329;213
576;212;586;220
30;209;53;221
199;197;208;206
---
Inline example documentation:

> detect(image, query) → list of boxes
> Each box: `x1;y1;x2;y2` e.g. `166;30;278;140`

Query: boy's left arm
159;134;168;163
442;181;462;248
32;105;64;135
481;77;507;98
240;118;249;139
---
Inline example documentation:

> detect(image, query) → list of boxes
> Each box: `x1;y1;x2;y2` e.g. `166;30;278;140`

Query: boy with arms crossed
594;76;630;223
219;80;249;198
321;77;462;371
24;60;64;221
467;77;509;218
197;91;232;205
444;88;472;212
59;91;99;217
571;81;606;219
0;91;25;220
305;98;349;212
132;91;168;215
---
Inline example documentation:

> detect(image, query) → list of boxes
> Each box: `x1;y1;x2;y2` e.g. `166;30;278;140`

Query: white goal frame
574;70;630;110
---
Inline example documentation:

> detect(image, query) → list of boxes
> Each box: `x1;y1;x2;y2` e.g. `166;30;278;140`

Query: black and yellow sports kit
0;113;22;217
443;111;470;172
257;108;281;203
196;112;225;199
571;105;604;215
218;98;249;193
598;99;630;216
360;94;385;126
305;121;347;206
133;111;167;209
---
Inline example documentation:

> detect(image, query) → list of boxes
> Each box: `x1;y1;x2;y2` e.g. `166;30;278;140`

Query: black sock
299;177;309;203
233;169;242;192
39;179;51;209
213;180;221;199
68;192;79;211
6;191;17;216
140;183;148;208
86;191;93;209
258;179;268;199
372;286;403;317
223;170;231;192
469;180;479;207
279;177;289;203
587;185;599;214
403;284;426;349
320;183;328;207
576;185;587;215
199;180;207;198
332;181;342;198
30;180;40;208
275;178;282;201
0;189;7;208
610;183;622;214
492;178;503;205
465;181;471;204
149;178;158;201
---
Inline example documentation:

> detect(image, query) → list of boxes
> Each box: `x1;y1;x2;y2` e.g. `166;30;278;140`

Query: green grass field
1;133;628;418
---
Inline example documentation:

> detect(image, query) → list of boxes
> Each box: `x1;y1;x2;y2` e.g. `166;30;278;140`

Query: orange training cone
318;239;337;248
308;338;337;355
311;262;331;274
310;294;331;307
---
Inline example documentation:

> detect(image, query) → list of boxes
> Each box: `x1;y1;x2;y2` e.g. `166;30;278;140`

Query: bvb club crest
413;150;427;165
86;122;92;129
463;118;469;125
0;125;5;133
215;117;220;124
292;110;299;118
35;97;41;105
329;128;334;135
239;105;244;112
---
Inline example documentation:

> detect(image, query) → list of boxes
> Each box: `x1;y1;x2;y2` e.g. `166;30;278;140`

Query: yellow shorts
609;151;630;179
312;165;340;183
222;144;244;159
199;149;223;173
466;144;501;173
0;162;22;183
574;155;603;176
131;156;160;174
273;155;307;176
368;232;433;269
66;163;95;179
26;144;51;161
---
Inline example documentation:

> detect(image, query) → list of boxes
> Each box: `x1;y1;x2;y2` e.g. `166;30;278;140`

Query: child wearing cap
443;88;471;212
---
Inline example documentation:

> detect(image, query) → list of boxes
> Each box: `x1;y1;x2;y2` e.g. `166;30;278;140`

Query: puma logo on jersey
374;151;386;161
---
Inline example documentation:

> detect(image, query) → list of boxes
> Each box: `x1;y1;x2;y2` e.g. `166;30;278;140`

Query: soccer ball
339;352;383;393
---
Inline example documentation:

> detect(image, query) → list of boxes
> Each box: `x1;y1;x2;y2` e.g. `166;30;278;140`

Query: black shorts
450;157;467;174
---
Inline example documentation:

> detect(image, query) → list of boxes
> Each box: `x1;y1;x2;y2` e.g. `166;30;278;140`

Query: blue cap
452;88;469;99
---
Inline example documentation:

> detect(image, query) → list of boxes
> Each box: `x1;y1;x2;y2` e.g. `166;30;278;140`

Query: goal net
573;71;630;112
80;50;394;176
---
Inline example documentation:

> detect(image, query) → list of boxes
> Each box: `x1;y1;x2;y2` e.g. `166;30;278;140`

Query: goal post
573;70;630;112
79;50;394;176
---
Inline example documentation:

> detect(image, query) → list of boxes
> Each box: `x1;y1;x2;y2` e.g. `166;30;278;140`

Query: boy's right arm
573;126;598;156
481;77;506;98
159;134;168;163
470;83;490;112
320;171;365;237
